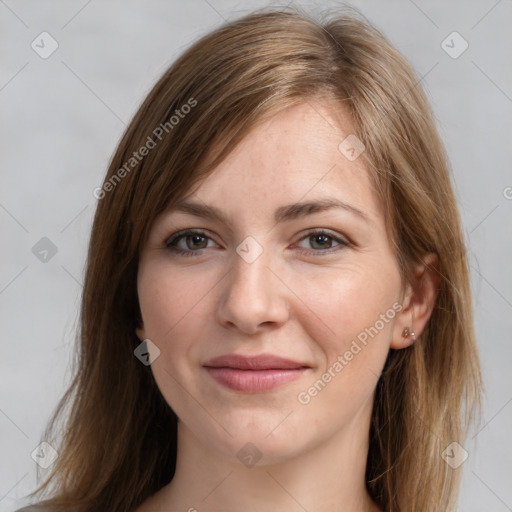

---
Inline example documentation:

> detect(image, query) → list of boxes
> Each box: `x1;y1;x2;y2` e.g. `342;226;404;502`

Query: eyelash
164;229;350;258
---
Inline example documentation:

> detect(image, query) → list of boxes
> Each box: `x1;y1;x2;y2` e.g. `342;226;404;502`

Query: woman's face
136;100;408;465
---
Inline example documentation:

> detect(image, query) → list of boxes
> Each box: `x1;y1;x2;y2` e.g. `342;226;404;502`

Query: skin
135;99;439;512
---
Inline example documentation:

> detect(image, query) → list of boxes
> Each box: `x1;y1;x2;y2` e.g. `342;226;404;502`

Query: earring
402;311;416;340
402;326;416;338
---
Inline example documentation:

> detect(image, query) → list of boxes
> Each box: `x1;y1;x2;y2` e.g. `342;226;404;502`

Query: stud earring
402;311;416;340
402;326;416;339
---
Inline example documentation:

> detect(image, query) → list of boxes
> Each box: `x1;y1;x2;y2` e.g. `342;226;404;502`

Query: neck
157;400;381;512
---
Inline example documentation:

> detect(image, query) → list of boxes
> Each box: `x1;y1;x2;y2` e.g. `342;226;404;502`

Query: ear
391;253;440;349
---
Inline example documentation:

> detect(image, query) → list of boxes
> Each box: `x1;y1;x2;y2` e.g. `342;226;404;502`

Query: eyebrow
169;197;372;225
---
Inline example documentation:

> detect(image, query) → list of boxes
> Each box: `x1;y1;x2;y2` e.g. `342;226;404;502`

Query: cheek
138;261;217;342
289;260;401;352
137;264;216;415
293;270;399;421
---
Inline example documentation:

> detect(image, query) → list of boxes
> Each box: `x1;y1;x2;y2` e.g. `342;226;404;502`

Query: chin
193;412;318;467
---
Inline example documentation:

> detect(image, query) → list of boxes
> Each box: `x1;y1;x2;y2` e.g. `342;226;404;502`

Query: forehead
180;100;382;223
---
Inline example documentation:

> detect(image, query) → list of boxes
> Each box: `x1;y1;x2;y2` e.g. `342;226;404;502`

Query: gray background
1;1;511;510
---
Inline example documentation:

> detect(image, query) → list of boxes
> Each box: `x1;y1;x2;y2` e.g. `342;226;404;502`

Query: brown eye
309;233;333;250
165;230;215;257
296;230;349;256
184;234;208;250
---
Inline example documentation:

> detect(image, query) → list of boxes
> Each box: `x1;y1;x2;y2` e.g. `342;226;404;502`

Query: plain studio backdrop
1;1;511;511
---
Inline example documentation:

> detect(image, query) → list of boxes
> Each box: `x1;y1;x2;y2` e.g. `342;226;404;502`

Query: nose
215;244;290;335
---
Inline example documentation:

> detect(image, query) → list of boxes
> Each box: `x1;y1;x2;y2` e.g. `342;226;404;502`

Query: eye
165;229;216;257
164;228;350;258
295;229;349;256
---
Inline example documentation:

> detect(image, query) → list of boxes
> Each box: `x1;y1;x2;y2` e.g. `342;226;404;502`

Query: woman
18;5;482;512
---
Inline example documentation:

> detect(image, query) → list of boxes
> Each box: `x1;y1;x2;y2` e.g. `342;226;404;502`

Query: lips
203;354;308;370
203;354;310;392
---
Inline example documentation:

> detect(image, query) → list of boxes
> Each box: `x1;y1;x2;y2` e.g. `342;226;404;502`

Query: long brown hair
29;5;482;511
